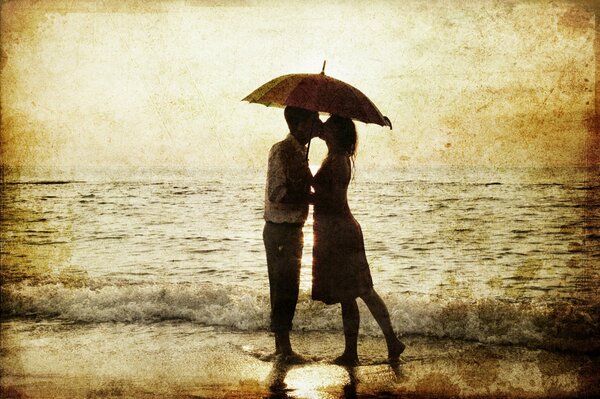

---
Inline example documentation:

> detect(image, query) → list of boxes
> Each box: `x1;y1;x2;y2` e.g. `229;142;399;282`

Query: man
263;105;322;362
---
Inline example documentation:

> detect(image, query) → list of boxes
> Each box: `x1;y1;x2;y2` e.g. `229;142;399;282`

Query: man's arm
281;155;311;204
267;143;312;204
266;148;287;203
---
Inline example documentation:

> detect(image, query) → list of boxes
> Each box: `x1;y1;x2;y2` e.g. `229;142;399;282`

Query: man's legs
263;222;303;356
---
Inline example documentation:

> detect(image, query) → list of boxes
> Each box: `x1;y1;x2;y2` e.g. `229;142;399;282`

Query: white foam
2;280;598;352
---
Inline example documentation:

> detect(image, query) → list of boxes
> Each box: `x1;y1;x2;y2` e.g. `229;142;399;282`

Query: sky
0;0;598;178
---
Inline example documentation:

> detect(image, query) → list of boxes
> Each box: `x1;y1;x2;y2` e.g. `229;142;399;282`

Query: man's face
303;113;323;141
291;111;322;145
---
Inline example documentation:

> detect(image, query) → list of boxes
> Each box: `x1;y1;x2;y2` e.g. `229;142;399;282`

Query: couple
263;106;405;366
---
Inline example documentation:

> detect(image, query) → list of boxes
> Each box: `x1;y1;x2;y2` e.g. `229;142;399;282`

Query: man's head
284;106;322;145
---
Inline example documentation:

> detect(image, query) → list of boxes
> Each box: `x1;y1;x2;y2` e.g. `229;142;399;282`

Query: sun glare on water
298;164;319;291
309;164;320;176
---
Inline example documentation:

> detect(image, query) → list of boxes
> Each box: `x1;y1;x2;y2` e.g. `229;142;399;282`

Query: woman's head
321;115;357;156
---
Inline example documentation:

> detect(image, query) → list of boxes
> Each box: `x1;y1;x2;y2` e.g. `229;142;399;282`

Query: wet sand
1;320;598;398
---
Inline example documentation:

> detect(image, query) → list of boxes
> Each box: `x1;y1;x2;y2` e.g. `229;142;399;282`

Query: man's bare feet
260;352;280;362
279;351;309;365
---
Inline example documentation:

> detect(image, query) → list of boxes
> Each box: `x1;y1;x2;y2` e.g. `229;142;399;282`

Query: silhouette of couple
263;106;405;366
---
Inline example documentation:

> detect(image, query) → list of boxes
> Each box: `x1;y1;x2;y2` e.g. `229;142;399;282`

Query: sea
1;166;599;353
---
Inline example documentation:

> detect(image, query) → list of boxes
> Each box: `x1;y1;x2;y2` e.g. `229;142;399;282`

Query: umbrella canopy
242;63;392;129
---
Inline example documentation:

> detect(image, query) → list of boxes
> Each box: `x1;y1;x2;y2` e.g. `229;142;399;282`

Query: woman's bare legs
361;288;405;362
335;299;360;366
335;290;404;365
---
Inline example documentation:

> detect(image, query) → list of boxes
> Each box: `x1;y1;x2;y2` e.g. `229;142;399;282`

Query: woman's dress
312;154;373;304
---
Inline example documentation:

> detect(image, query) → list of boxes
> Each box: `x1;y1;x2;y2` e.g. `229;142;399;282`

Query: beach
1;320;598;399
1;167;599;398
2;0;599;396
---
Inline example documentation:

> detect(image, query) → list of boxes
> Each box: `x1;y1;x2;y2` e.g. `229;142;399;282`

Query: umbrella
242;61;392;129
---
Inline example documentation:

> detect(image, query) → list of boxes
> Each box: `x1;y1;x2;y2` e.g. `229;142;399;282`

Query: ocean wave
1;280;598;353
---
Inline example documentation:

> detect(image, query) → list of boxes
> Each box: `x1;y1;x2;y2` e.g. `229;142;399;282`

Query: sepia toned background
1;0;599;398
1;0;598;179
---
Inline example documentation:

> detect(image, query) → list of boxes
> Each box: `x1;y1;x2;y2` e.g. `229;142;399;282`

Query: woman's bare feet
333;352;359;367
387;338;405;363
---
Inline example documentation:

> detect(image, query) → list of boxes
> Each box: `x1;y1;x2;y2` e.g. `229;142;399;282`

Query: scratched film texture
1;0;599;398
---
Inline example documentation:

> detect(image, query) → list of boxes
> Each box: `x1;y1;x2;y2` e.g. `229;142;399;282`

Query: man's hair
284;106;315;133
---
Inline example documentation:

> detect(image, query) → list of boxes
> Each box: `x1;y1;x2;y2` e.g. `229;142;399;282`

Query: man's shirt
264;134;312;224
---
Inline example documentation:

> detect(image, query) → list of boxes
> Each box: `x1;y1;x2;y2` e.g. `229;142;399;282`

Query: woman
312;115;405;366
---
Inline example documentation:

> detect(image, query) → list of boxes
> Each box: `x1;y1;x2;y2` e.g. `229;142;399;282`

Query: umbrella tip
384;116;393;130
321;60;326;74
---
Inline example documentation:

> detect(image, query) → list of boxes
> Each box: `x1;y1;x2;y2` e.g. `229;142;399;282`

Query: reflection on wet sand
265;359;292;397
264;357;408;399
266;360;368;399
256;333;598;398
1;323;597;398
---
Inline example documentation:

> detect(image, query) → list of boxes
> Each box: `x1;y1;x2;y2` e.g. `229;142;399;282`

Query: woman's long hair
328;115;358;178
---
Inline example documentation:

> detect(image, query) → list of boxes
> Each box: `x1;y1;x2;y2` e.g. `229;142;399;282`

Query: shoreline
1;320;598;398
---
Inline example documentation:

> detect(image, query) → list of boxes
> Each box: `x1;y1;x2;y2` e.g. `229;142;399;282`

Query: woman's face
320;119;337;147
